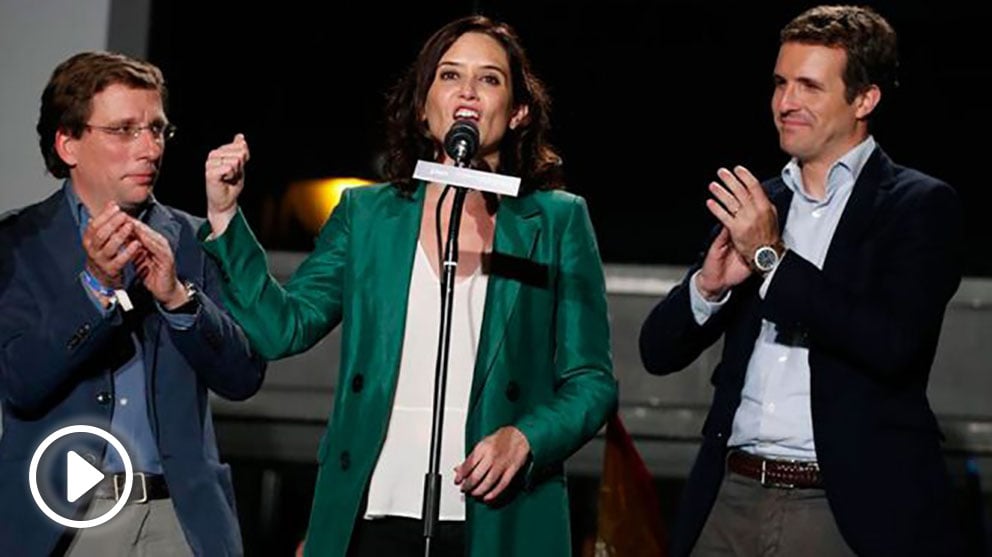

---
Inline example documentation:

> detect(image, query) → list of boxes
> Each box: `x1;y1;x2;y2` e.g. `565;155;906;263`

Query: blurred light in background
280;177;374;235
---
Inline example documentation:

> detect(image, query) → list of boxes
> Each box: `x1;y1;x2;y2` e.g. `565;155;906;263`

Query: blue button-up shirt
690;136;876;460
66;181;194;473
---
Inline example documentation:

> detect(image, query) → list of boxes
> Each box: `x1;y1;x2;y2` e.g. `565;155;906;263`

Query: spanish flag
585;413;668;557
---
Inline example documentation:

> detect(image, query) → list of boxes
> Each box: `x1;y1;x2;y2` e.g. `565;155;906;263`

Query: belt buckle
759;459;796;489
114;472;149;504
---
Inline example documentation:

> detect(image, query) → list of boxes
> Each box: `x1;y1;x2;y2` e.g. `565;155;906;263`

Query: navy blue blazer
0;189;265;556
640;149;965;557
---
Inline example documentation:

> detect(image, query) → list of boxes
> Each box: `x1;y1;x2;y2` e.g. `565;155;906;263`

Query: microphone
443;120;479;167
413;118;520;196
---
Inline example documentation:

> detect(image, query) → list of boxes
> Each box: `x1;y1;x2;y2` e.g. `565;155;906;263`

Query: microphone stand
422;158;469;557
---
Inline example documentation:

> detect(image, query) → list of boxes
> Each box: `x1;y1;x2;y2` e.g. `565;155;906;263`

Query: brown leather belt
727;450;822;489
91;472;170;504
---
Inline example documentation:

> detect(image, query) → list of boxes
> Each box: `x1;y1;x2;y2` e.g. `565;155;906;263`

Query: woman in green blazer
200;16;616;557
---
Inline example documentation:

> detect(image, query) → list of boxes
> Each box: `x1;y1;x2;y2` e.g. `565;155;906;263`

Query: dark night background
146;0;990;274
135;3;991;554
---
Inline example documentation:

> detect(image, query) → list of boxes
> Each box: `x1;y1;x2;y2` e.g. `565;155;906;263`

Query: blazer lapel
139;200;182;353
34;191;88;289
469;194;541;410
138;200;184;436
144;199;182;255
369;185;423;402
821;147;888;280
770;179;793;233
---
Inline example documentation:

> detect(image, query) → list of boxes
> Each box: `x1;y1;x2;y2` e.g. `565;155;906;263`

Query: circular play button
28;425;133;528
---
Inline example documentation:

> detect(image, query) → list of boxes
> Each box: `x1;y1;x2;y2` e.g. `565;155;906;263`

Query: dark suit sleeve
164;246;267;401
639;225;749;376
0;259;120;413
761;181;963;381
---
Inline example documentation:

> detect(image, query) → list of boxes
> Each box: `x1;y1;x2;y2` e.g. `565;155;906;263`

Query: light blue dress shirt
66;181;194;473
690;136;877;460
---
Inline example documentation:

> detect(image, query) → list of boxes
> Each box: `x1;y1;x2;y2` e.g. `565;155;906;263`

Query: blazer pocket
875;406;941;437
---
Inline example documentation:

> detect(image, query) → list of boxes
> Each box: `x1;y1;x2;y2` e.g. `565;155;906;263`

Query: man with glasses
0;51;265;555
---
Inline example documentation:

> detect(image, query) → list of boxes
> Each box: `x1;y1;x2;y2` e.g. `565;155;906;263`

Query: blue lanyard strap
82;269;115;298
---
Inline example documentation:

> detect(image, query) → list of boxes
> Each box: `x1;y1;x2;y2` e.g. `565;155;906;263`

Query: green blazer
201;183;617;557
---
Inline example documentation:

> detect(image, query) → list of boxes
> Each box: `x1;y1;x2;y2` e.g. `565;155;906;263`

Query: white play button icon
29;425;133;528
66;450;105;503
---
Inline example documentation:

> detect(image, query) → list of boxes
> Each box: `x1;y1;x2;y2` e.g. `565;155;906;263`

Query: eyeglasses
84;122;177;142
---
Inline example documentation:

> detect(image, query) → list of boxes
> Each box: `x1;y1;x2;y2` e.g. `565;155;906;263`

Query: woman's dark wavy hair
383;15;563;194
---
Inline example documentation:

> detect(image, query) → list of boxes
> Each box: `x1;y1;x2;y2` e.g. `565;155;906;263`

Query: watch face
183;281;198;298
755;246;778;272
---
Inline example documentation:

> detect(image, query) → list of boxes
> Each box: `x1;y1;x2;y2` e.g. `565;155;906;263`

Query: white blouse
364;242;489;521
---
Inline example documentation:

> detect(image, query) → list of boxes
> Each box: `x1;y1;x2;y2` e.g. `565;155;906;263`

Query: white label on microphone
413;161;521;197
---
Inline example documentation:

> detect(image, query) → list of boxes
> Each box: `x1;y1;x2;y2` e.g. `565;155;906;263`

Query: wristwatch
753;242;785;274
165;280;200;314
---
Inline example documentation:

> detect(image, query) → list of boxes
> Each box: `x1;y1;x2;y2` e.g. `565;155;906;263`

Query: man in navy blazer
640;6;964;556
0;52;265;555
